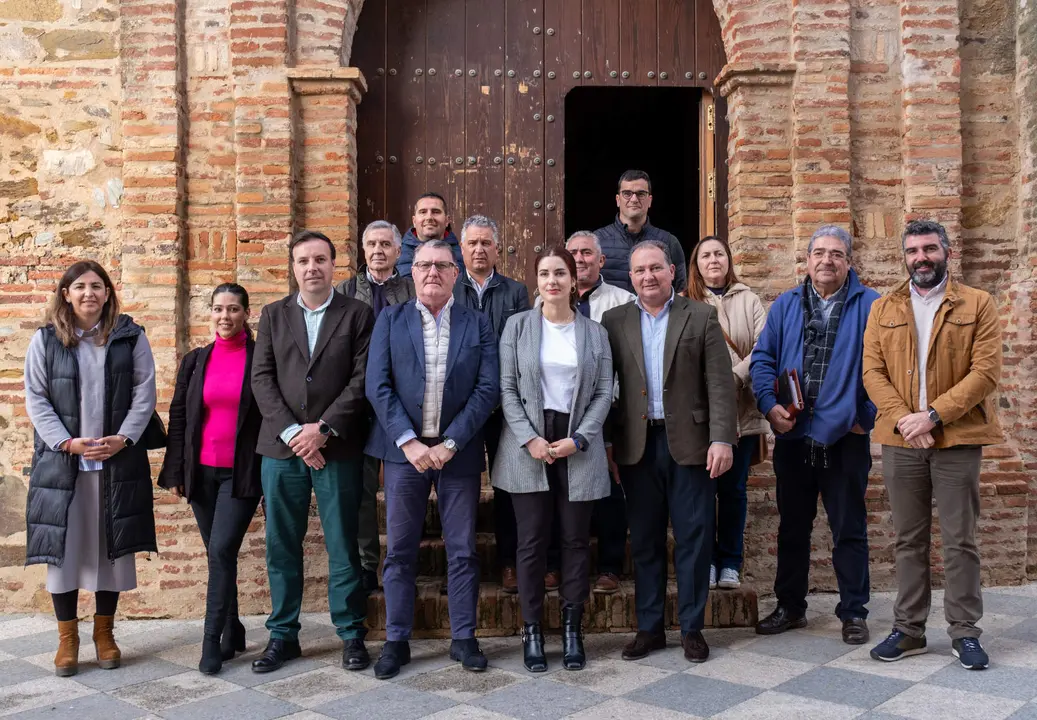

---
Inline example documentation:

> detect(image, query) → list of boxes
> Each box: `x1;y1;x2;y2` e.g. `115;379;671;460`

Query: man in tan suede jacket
862;219;1002;671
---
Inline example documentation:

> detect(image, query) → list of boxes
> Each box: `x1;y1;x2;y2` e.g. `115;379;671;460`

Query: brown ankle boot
92;614;121;669
54;619;80;677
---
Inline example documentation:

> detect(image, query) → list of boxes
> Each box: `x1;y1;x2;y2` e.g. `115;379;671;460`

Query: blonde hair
47;261;121;348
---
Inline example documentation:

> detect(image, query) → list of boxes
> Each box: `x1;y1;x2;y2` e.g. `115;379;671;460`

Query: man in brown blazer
251;230;375;674
601;239;737;665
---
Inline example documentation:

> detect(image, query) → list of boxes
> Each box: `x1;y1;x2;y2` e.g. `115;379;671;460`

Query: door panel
353;0;727;286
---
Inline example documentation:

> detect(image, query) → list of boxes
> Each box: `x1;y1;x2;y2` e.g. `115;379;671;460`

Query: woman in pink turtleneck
159;283;264;675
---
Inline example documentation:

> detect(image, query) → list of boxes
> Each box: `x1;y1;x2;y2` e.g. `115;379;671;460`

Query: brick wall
1;0;1035;617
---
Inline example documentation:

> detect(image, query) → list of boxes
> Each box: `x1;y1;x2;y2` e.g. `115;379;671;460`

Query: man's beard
910;258;947;289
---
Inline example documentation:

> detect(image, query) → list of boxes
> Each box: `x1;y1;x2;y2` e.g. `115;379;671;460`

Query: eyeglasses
620;190;650;200
413;261;457;273
810;249;847;262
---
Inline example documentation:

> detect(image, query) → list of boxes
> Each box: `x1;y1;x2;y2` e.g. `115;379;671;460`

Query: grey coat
491;309;613;501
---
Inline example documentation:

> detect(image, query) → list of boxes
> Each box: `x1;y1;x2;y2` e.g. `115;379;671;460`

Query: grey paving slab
399;665;527;703
206;655;328;688
108;670;239;714
5;690;145;720
0;617;30;625
744;630;860;664
0;660;50;688
254;666;379;708
1007;704;1037;720
980;593;1037;618
1002;618;1037;644
161;688;302;720
0;634;56;659
774;666;913;709
71;657;186;692
624;673;762;718
471;676;607;720
922;662;1037;702
0;677;95;717
313;684;456;720
875;683;1025;720
564;698;703;720
712;690;864;720
856;713;912;720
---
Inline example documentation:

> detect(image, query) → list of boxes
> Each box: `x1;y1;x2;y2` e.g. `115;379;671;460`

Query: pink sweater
200;330;247;468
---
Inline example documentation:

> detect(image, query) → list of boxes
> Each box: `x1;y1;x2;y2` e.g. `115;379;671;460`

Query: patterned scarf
801;276;848;409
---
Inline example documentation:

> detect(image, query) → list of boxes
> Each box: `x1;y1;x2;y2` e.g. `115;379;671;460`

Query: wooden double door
353;0;728;285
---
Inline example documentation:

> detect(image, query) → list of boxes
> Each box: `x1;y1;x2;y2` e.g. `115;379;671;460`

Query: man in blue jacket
750;225;879;646
365;240;500;679
396;192;465;277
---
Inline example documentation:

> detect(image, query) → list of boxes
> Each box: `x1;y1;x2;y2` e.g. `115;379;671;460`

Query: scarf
801;276;849;465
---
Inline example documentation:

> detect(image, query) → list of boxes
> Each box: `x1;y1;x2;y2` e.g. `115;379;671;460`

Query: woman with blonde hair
687;236;768;591
24;260;157;677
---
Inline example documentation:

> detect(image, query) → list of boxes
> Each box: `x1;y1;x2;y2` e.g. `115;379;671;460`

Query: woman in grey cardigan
24;261;157;677
493;247;613;673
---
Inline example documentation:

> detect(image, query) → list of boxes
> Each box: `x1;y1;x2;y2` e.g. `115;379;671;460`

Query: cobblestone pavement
4;586;1037;719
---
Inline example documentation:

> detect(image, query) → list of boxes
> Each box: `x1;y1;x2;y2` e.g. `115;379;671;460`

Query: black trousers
591;477;627;576
773;433;871;620
511;410;594;624
190;465;261;637
621;425;715;634
489;408;561;572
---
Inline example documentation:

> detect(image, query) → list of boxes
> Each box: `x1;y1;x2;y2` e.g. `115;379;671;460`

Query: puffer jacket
453;269;531;340
863;278;1003;448
698;283;769;437
594;215;688;294
25;316;157;566
397;228;464;278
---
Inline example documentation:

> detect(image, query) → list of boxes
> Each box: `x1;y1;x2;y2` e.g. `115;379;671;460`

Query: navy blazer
365;299;500;476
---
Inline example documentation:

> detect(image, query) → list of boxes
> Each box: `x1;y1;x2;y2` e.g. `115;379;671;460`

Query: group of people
23;168;1002;685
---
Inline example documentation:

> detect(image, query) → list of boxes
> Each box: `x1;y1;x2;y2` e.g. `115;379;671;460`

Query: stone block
42;148;96;177
38;29;117;62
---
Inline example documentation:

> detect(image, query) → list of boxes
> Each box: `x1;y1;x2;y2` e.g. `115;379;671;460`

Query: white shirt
281;290;335;444
395;296;454;447
540;316;578;413
911;274;948;409
467;270;494;304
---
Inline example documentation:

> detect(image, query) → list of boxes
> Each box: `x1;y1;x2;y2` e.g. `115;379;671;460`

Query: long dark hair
47;261;121;348
686;235;741;301
535;246;579;311
211;282;252;337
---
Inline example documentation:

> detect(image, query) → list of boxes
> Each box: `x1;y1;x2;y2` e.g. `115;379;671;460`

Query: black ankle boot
221;616;246;661
521;622;547;673
199;634;223;674
561;603;586;670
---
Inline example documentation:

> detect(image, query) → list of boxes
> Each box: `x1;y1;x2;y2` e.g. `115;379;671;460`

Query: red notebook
775;369;804;418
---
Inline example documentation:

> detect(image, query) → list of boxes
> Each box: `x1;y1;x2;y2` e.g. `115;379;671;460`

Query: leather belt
646;418;666;428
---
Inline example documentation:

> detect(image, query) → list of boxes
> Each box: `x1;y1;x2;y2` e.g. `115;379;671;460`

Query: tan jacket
862;278;1003;448
698;283;769;438
602;294;738;466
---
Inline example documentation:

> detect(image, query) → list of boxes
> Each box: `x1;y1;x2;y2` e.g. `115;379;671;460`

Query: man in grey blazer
601;239;737;664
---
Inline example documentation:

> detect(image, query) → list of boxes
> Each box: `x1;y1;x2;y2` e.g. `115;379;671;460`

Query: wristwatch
443;437;458;452
318;420;333;436
927;407;942;427
121;435;134;448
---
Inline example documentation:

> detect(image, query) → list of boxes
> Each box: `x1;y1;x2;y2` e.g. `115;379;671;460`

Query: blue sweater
750;269;879;446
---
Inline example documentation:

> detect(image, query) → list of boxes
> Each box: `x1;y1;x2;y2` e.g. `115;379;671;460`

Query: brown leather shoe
621;631;666;661
501;567;518;594
92;614;121;670
54;619;79;677
682;630;710;663
544;571;561;592
592;573;620;595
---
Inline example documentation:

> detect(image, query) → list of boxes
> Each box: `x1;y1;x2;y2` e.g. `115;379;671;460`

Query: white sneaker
718;568;741;589
709;565;717;589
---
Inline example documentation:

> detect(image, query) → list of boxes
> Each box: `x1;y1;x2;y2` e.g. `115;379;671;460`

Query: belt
646;418;666;428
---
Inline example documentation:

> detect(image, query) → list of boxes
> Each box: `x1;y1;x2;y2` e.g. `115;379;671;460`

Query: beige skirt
46;470;137;594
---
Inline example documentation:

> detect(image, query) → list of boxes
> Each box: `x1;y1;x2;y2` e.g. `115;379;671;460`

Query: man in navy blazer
365;240;500;680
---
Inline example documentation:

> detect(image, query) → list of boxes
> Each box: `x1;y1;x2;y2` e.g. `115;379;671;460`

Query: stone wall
1;0;1035;619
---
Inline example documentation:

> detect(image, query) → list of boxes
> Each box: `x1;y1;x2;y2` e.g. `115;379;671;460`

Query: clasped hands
289;422;329;469
402;438;456;472
525;436;578;464
897;411;936;449
64;435;127;462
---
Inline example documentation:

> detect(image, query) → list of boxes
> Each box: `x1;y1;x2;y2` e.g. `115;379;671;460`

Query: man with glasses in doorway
595;169;688;294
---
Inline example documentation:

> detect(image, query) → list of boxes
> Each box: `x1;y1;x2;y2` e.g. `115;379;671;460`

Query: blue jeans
713;435;758;572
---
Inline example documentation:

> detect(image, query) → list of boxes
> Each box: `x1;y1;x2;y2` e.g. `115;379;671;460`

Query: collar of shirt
366;268;395;286
467;269;494;291
909;273;948;305
635;289;675;318
297;289;335;315
74;322;101;338
416;294;455;329
579;277;603;303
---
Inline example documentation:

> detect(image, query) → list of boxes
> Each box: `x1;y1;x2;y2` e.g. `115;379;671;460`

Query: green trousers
261;455;367;641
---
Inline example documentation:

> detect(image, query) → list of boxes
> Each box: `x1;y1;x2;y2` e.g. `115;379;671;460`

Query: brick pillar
789;0;852;261
289;67;367;282
717;63;797;299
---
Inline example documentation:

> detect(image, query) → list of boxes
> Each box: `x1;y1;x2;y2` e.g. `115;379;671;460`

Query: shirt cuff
280;424;303;445
711;441;733;447
395;430;417;448
55;436;72;452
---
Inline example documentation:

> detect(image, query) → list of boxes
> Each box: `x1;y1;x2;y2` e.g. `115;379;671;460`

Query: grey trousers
882;444;983;640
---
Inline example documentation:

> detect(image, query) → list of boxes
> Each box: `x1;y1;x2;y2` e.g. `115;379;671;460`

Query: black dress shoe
251;638;302;673
521;623;548;673
449;638;488;672
621;631;667;660
342;638;370;671
374;640;411;680
755;606;808;636
842;617;870;645
682;630;710;663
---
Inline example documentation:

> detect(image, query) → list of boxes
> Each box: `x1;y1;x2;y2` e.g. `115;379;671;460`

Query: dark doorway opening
564;87;702;263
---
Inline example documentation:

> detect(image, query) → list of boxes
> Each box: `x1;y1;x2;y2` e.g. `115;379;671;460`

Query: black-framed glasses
413;261;457;273
620;190;650;200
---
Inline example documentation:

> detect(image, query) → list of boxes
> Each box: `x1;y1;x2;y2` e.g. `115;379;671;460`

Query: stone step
362;579;758;638
375;531;679;581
